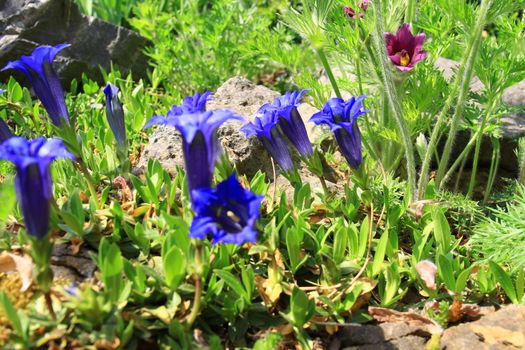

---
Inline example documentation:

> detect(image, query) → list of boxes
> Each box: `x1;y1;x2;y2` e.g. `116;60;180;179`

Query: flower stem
76;160;99;209
370;1;417;201
417;0;492;197
317;48;342;99
483;138;499;203
186;244;203;327
467;97;498;197
44;292;56;321
405;0;416;24
435;0;492;190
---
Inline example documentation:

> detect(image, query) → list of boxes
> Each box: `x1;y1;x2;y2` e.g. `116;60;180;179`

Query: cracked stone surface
440;305;525;350
0;0;150;86
138;76;325;180
330;322;431;350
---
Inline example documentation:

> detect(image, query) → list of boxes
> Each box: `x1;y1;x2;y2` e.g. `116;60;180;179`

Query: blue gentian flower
240;109;294;172
0;137;74;239
103;83;127;150
2;44;70;126
145;92;242;194
190;174;264;245
260;89;313;158
180;90;212;113
0;89;12;143
310;96;369;169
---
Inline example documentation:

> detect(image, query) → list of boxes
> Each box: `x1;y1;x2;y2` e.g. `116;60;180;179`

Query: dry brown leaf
113;176;133;203
368;306;443;334
0;252;33;291
271;323;294;335
470;324;525;347
415;260;437;290
448;299;463;323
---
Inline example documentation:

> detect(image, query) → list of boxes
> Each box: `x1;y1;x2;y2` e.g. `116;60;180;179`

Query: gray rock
440;305;525;350
501;80;525;139
433;57;484;94
331;322;431;350
51;243;97;279
0;0;150;86
138;76;324;179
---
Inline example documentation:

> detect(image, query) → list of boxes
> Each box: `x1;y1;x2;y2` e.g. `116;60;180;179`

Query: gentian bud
2;44;71;126
103;83;128;152
240;109;295;172
0;137;74;239
259;89;314;158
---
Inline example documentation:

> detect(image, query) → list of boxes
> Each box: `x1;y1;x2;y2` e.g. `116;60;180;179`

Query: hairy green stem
317;48;342;99
370;1;417;201
417;0;492;198
467;97;498;197
405;0;416;23
441;129;480;186
435;0;492;189
483;138;499;203
519;143;525;185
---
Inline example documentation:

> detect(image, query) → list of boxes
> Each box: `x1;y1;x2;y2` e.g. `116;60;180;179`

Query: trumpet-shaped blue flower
0;90;12;143
310;96;369;169
145;92;242;194
2;44;70;126
240;109;294;172
190;174;264;245
0;137;74;239
103;83;127;150
259;89;313;158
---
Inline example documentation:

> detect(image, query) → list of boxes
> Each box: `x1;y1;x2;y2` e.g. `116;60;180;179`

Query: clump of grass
469;182;525;272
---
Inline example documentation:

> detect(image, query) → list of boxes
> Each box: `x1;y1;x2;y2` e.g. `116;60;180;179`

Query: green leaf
290;287;314;327
286;225;306;273
163;246;186;290
0;292;24;338
253;333;283;350
437;254;456;292
432;207;452;254
214;269;249;302
371;229;389;276
333;225;347;264
358;215;370;260
0;179;16;225
8;78;23;102
455;267;472;293
489;261;518;304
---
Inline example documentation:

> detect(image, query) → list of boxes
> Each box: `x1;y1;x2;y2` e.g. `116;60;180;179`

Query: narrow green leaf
489;261;518;304
214;269;249;302
437;255;456;292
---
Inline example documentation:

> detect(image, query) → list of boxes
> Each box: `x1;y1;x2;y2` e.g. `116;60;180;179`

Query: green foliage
1;0;525;348
470;183;525;272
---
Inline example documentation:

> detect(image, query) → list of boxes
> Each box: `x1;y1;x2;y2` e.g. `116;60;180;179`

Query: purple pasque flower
0;137;74;239
259;89;314;158
310;96;369;169
0;89;12;143
2;44;70;126
385;24;427;72
190;174;264;245
240;109;295;172
103;83;127;150
344;0;369;18
145;92;242;194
